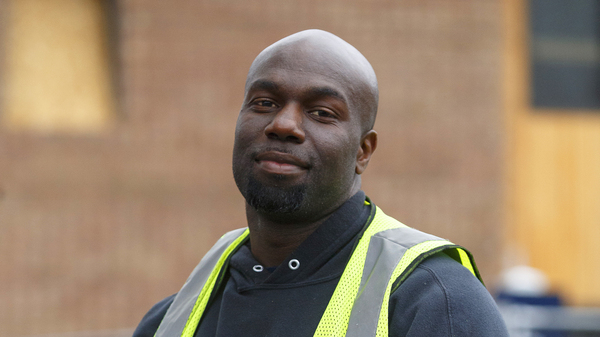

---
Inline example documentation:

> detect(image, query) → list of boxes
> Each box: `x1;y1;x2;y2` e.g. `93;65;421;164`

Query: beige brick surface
0;0;502;335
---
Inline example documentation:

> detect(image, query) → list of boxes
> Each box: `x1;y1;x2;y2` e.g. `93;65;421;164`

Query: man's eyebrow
248;80;279;92
307;87;347;104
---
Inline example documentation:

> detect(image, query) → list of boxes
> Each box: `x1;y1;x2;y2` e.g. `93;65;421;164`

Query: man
134;29;508;336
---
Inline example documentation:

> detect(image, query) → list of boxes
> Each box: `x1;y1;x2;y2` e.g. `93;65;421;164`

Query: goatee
245;175;306;214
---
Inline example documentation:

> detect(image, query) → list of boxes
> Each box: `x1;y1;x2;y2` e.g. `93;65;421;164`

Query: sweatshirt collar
229;191;370;288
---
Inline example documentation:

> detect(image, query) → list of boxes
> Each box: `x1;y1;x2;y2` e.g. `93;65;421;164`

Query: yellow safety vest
156;206;481;337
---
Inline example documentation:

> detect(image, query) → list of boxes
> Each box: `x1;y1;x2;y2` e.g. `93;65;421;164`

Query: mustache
251;147;311;165
252;146;296;157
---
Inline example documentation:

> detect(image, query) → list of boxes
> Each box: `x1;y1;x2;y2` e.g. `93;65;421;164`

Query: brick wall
0;0;503;335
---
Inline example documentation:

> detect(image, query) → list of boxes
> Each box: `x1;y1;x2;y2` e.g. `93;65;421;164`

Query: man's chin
245;176;306;214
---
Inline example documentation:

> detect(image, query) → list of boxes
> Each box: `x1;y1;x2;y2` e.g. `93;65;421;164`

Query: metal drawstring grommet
288;259;300;270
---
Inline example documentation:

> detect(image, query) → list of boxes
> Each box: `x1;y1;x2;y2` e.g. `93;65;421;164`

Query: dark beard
245;175;306;214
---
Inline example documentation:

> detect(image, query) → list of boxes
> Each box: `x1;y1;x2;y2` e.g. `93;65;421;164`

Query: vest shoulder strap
315;206;480;337
156;227;249;337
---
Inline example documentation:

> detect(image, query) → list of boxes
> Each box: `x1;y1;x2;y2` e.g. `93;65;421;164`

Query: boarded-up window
2;0;117;134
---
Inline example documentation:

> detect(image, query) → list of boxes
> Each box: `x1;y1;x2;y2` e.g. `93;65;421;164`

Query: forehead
246;67;350;104
245;45;363;103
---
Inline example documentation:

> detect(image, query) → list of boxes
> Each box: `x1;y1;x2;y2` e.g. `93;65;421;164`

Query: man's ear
355;130;378;174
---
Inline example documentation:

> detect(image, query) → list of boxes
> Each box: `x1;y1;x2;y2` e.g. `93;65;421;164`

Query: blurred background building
0;0;598;336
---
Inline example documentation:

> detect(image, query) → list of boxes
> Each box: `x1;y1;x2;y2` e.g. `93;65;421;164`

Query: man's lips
255;151;309;175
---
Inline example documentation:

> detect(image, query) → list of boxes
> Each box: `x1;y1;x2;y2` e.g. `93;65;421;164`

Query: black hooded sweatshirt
133;192;508;337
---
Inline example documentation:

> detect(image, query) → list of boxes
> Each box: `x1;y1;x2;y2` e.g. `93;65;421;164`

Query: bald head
245;30;379;132
233;30;379;221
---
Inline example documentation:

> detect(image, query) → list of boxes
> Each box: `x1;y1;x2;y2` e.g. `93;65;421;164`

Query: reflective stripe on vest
155;206;481;337
156;228;249;337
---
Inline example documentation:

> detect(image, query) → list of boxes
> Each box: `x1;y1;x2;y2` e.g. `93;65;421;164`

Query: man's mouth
254;151;309;175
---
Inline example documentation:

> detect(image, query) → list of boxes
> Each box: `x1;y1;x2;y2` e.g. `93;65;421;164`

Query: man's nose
264;103;305;143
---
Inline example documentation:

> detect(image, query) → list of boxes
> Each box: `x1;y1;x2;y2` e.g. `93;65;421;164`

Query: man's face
232;44;366;222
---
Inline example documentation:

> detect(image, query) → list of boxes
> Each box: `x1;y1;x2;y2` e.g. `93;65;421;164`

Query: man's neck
245;208;331;268
244;182;362;267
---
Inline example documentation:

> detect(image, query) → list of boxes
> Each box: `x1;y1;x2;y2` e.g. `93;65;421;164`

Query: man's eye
309;110;334;118
254;100;276;107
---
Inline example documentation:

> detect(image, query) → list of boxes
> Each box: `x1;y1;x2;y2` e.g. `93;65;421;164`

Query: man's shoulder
132;294;175;337
394;251;483;296
389;252;509;336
